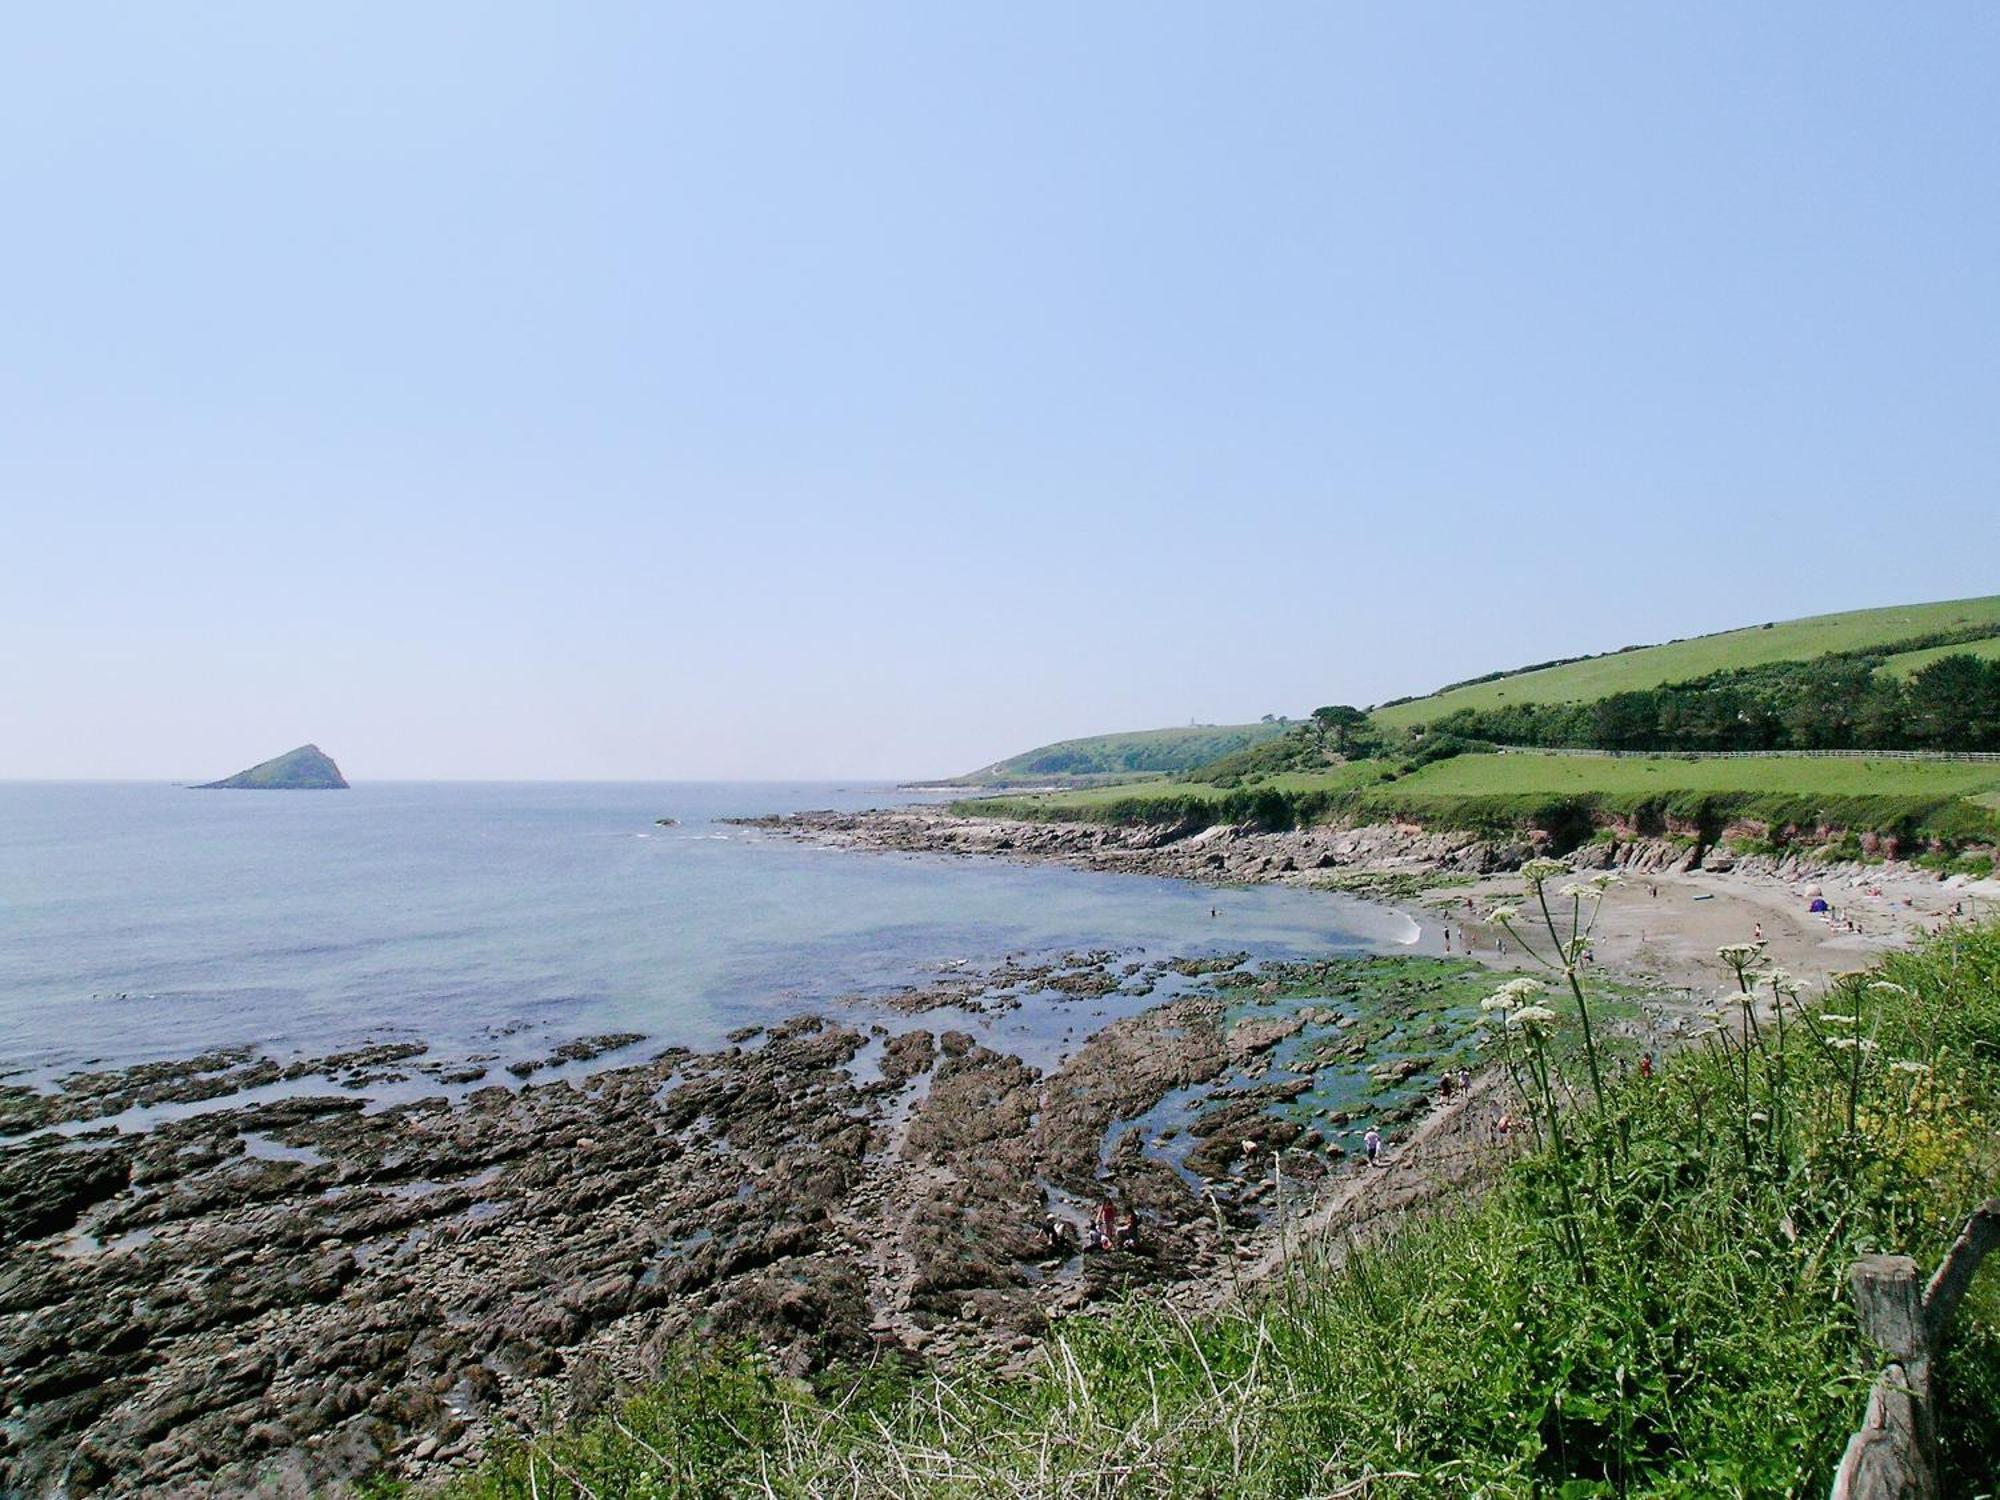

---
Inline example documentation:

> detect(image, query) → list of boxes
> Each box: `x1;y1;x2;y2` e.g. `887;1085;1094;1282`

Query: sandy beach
747;804;2000;1003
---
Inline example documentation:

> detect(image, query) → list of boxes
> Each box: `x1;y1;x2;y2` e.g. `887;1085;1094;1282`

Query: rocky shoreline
725;804;1872;889
734;805;1999;993
0;930;1539;1497
18;799;1921;1497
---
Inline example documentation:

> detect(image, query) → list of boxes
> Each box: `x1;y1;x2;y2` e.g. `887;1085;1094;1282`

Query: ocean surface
0;782;1415;1096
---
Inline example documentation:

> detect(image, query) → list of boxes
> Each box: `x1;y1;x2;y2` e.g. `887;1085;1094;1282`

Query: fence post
1830;1201;2000;1499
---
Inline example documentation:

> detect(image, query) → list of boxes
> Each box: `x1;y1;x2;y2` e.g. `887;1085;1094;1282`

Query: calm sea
0;782;1414;1090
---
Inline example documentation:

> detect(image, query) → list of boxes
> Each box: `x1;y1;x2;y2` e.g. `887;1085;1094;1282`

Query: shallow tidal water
0;782;1416;1094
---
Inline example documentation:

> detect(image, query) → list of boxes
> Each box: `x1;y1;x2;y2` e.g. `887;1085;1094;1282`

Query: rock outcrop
196;744;348;790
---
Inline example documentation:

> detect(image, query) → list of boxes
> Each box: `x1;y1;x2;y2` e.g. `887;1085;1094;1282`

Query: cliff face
196;744;349;790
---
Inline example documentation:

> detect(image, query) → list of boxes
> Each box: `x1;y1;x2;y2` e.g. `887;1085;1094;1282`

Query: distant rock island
196;744;349;790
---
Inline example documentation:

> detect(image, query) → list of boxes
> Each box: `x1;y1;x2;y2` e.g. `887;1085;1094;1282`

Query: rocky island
196;745;349;791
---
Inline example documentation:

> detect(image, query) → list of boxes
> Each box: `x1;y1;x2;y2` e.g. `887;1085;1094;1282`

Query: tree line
1421;652;2000;754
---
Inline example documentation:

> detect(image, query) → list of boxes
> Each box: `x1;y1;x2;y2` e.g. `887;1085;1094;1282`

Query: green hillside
1373;595;2000;728
1878;633;2000;678
942;722;1289;787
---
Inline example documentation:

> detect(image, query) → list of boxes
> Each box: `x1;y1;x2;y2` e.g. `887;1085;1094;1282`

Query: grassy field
1878;632;2000;678
1390;751;2000;800
407;925;2000;1497
957;751;2000;847
1372;595;2000;728
941;722;1289;786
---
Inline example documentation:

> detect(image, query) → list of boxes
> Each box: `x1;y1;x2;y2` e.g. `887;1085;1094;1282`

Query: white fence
1495;746;2000;764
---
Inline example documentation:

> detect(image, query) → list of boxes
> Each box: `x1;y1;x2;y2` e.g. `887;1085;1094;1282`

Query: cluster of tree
1185;706;1399;784
1422;653;2000;753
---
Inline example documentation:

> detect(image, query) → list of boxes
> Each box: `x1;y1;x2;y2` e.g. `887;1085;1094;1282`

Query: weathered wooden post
1830;1200;2000;1500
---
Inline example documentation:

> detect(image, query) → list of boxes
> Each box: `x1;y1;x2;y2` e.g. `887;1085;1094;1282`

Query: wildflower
1759;968;1801;995
1520;858;1568;889
1486;904;1520;924
1555;882;1601;903
1889;1060;1930;1076
1817;1013;1857;1027
1479;995;1516;1013
1868;981;1910;998
1588;872;1622;891
1828;1037;1878;1053
1716;943;1762;968
1495;977;1547;1002
1700;1008;1727;1021
1509;1005;1558;1027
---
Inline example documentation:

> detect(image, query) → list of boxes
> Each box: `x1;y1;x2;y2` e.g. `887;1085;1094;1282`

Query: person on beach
1096;1199;1119;1251
1043;1214;1074;1255
1639;1051;1654;1081
1457;1066;1471;1093
1363;1126;1382;1165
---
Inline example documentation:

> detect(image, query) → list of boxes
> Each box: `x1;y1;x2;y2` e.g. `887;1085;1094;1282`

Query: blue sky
3;4;1995;779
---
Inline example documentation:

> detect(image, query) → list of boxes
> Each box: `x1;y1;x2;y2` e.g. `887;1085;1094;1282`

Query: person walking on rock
1363;1126;1382;1166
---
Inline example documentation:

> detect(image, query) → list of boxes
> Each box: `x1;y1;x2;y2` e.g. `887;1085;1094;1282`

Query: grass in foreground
403;916;2000;1499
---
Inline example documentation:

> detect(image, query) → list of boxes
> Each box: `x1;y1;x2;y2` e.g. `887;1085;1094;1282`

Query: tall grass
412;922;2000;1498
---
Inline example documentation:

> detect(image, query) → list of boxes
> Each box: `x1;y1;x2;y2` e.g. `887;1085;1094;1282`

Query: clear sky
3;4;1996;781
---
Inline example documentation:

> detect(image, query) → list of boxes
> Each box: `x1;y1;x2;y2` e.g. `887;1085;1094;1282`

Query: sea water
0;781;1415;1089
